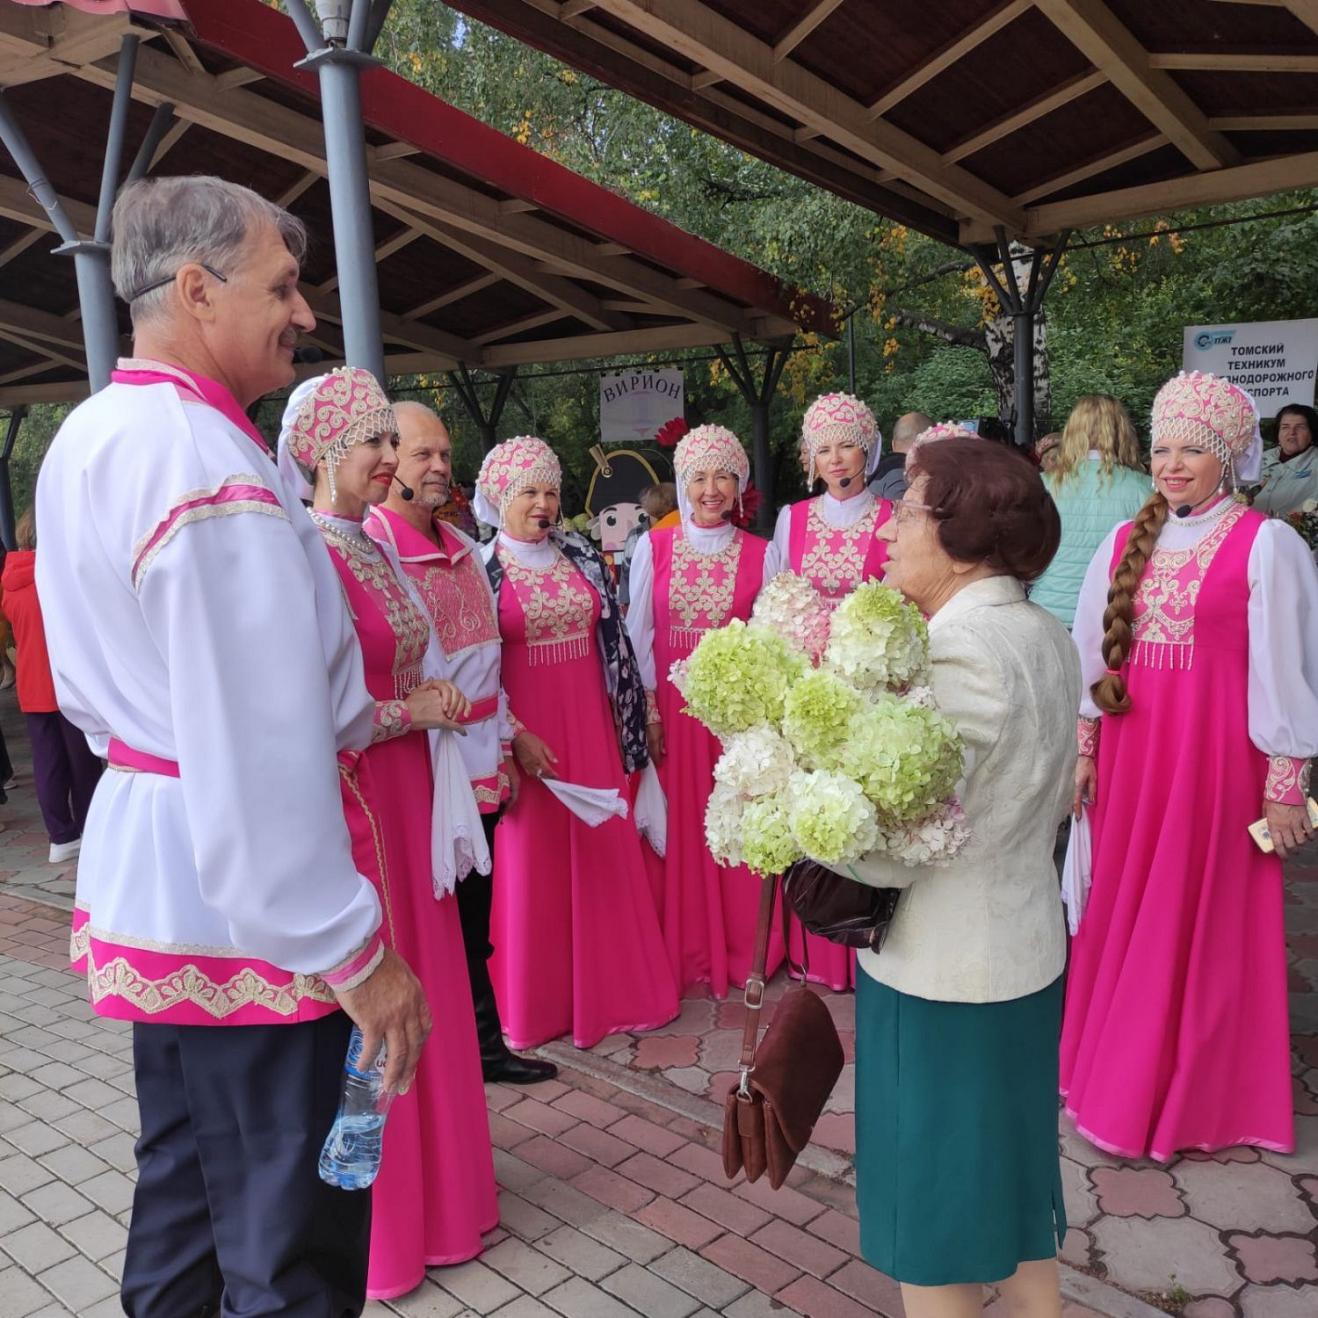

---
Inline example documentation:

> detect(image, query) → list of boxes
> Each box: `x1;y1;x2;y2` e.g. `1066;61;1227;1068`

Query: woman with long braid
1060;372;1318;1162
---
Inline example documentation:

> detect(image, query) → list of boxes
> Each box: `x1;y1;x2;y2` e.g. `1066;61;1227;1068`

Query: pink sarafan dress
644;524;786;997
1060;504;1295;1162
312;513;498;1300
775;491;892;991
489;541;678;1048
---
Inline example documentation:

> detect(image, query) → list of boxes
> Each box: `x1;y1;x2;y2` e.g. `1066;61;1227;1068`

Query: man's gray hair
111;175;308;326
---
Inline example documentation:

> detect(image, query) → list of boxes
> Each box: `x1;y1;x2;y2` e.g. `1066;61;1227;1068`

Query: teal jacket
1031;458;1150;629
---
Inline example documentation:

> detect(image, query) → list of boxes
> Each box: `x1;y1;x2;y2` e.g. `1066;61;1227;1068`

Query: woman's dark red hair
906;436;1060;582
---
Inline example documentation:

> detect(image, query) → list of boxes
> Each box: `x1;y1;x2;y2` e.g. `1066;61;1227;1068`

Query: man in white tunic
35;176;430;1316
366;401;557;1083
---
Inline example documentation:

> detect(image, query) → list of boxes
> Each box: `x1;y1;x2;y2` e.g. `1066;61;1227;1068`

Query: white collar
1169;495;1234;529
497;530;559;568
680;517;737;554
818;488;875;528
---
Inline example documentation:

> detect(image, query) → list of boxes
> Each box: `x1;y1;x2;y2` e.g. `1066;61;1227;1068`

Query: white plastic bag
1060;809;1092;936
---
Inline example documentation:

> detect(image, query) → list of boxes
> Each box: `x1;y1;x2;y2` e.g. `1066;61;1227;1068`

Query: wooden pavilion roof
440;0;1318;245
0;0;832;405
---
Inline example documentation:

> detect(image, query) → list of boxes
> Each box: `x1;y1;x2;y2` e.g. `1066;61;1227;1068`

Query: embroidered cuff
321;931;384;992
1265;755;1311;806
371;699;413;745
645;689;661;726
1077;717;1099;759
508;711;526;739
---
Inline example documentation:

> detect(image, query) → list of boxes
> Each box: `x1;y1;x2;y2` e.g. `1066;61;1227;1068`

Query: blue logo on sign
1194;330;1235;350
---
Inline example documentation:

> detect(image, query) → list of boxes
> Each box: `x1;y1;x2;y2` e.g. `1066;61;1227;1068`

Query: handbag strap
736;875;778;1098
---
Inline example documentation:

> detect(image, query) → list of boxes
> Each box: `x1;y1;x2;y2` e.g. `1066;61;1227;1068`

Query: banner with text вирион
599;369;683;445
1182;318;1318;416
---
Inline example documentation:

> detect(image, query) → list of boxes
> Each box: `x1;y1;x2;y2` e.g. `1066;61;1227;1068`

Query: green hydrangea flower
782;670;863;769
740;794;802;877
839;694;964;823
786;770;879;865
682;620;807;737
825;581;929;693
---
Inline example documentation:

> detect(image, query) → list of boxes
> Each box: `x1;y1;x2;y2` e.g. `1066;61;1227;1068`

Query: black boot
473;986;558;1085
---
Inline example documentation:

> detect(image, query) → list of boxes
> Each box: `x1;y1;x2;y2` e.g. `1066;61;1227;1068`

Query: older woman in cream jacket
836;437;1080;1318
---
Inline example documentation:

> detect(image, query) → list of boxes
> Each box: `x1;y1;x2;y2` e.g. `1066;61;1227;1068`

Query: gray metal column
0;32;143;393
287;0;394;385
973;229;1070;448
716;334;790;533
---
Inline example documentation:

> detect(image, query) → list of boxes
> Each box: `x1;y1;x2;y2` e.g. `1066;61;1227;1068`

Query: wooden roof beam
1149;52;1318;72
1035;0;1238;170
301;288;473;368
589;0;1023;226
1210;113;1318;130
472;309;569;345
71;43;759;334
0;298;90;353
942;69;1107;165
0;230;42;272
1000;147;1318;241
1010;132;1167;205
1281;2;1318;37
404;272;501;320
867;0;1031;119
774;0;846;62
314;228;424;295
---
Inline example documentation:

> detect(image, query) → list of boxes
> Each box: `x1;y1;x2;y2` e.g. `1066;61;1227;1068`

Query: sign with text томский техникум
1182;318;1318;415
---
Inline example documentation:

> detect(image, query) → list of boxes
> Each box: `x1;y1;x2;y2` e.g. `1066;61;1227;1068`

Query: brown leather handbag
721;876;844;1189
781;858;902;950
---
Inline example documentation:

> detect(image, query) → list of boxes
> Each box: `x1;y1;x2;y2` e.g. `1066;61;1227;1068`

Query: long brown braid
1092;492;1169;715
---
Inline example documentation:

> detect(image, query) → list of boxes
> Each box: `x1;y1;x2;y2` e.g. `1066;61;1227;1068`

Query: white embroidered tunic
37;366;382;1024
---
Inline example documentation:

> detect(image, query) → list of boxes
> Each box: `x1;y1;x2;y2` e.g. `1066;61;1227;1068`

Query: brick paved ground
0;692;1313;1316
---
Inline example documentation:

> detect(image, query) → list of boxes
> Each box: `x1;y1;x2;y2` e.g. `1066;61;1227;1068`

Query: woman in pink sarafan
628;424;785;998
279;369;498;1301
770;392;895;991
1062;370;1318;1162
475;437;678;1049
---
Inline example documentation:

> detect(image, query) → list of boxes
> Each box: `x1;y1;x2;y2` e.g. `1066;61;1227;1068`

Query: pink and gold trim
132;477;285;590
1265;755;1310;806
321;932;384;992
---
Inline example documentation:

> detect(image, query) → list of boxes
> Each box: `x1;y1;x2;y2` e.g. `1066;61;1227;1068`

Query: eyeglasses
893;499;933;525
126;263;228;303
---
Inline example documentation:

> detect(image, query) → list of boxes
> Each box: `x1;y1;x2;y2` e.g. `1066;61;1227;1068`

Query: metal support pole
282;0;328;55
847;312;857;395
1013;309;1034;449
346;0;372;52
0;93;78;244
126;101;177;185
718;334;790;532
447;366;517;453
297;23;387;383
61;246;120;392
94;35;140;243
0;408;27;553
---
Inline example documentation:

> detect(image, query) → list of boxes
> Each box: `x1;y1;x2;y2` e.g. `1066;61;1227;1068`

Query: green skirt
854;971;1065;1287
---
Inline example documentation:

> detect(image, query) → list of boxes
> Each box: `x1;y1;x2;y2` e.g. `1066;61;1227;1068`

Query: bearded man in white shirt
36;175;430;1317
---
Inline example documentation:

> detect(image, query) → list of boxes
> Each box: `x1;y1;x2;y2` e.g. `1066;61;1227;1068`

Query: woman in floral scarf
476;436;677;1048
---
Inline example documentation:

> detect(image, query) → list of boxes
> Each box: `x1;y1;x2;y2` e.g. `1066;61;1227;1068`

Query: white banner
599;369;684;444
1182;318;1318;415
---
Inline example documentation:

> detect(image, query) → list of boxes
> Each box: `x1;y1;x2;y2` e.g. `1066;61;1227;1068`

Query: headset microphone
719;510;735;522
1174;493;1218;519
393;475;414;502
536;518;553;530
838;476;854;489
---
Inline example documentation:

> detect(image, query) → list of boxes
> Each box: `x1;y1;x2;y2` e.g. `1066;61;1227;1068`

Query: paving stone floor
0;691;1312;1316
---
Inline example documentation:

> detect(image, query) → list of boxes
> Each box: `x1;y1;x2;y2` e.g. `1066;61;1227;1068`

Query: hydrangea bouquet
677;574;970;875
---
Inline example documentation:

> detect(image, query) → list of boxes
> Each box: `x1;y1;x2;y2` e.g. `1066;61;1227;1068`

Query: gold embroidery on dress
800;501;879;600
1130;503;1245;671
313;514;430;697
667;532;743;649
499;549;594;665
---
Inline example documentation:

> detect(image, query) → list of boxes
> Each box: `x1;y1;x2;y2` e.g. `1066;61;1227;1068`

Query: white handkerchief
431;728;490;898
1060;810;1092;937
633;762;668;858
542;778;629;828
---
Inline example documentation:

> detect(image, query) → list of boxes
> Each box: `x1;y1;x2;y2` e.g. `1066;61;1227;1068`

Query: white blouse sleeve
1247;519;1318;759
1072;525;1123;721
771;504;792;577
624;531;658;690
761;535;782;589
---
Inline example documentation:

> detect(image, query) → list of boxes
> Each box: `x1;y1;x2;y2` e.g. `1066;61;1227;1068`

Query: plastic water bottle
318;1026;392;1190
